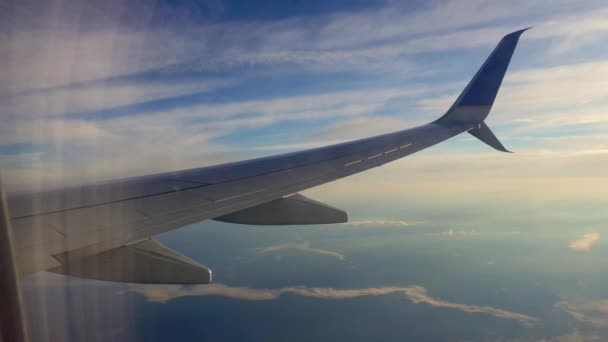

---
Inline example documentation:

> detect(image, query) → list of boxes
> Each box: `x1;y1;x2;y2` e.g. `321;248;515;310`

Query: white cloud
0;86;429;189
3;29;177;93
568;233;600;251
342;219;417;228
316;0;608;54
312;117;417;142
4;0;608;195
3;79;230;118
0;119;114;146
299;149;608;228
551;330;602;342
556;298;608;327
131;283;536;325
528;7;608;54
5;0;608;95
418;60;608;129
256;242;345;261
116;87;425;125
435;229;479;237
249;140;348;152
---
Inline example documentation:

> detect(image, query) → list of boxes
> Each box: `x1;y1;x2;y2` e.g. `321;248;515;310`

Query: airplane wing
5;29;529;284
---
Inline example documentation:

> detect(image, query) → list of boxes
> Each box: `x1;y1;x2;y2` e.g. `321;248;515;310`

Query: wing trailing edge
46;192;346;284
49;239;212;284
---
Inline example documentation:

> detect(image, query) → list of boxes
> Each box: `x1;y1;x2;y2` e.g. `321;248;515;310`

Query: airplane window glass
2;1;607;341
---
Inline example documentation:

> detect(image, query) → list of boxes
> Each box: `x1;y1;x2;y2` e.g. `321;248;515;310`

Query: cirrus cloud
131;283;537;326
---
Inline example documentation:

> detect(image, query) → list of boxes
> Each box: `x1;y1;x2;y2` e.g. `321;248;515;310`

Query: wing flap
49;239;212;284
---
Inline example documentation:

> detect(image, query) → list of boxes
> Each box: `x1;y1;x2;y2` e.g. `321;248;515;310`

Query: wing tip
492;144;513;153
504;27;532;39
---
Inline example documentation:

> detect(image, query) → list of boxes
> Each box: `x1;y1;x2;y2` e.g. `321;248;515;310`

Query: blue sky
3;0;608;190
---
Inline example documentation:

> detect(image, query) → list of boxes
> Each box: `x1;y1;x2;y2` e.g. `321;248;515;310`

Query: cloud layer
131;283;536;326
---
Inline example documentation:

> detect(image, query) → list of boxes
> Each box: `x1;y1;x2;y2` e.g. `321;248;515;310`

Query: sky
3;0;608;341
3;0;608;190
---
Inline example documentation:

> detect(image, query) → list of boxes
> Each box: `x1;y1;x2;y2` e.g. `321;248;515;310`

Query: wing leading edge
7;29;529;284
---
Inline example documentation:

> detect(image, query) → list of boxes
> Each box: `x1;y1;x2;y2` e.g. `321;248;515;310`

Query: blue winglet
435;28;530;126
434;28;530;153
453;28;530;108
